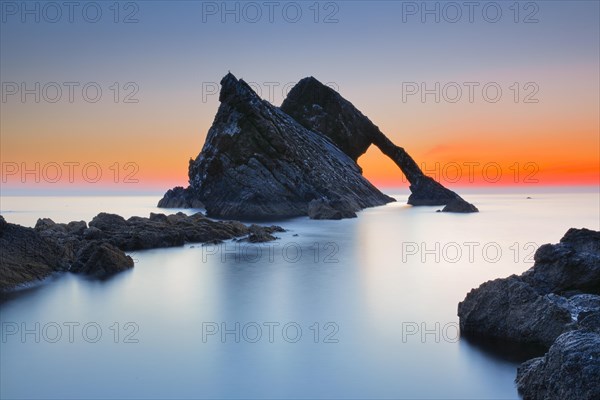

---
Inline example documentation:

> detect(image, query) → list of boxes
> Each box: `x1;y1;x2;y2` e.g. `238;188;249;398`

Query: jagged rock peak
219;72;258;103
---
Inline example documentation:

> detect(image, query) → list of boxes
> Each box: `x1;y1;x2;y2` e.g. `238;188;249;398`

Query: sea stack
159;73;477;218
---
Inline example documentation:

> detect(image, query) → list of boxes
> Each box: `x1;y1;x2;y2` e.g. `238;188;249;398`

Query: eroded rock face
1;212;284;291
181;73;393;219
307;198;357;220
160;73;477;218
158;186;204;209
458;276;575;347
70;242;134;277
516;330;600;400
521;228;600;295
458;228;600;399
458;228;600;346
281;76;476;210
0;215;69;291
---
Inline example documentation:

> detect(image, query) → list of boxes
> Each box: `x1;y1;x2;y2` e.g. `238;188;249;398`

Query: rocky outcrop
157;186;204;208
281;76;476;209
521;228;600;295
160;73;477;218
457;228;600;400
307;198;357;220
70;242;134;277
0;215;69;291
441;198;480;213
87;212;283;250
1;212;283;291
458;228;600;346
516;330;600;400
164;73;393;219
458;275;575;347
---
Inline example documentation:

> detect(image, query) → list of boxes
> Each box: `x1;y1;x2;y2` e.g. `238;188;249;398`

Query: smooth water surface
1;190;598;399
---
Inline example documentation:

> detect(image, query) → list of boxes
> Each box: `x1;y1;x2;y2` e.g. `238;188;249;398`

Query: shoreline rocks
1;212;284;292
457;228;600;399
516;329;600;400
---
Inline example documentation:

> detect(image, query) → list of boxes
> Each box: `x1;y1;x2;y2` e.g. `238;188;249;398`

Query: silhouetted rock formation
442;198;480;213
162;73;393;219
1;212;283;291
281;76;475;208
457;228;600;400
160;73;475;217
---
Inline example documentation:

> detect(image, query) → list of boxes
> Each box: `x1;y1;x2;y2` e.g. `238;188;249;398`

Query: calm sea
1;188;598;399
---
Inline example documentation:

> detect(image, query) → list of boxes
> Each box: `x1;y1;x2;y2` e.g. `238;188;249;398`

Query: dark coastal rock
458;276;574;347
241;224;286;243
458;229;600;346
281;76;476;210
458;228;600;399
181;73;393;219
87;212;282;250
578;311;600;332
441;198;479;213
160;73;477;218
158;186;204;208
521;228;600;295
307;198;357;220
71;241;134;277
516;330;600;400
0;215;69;291
1;212;284;291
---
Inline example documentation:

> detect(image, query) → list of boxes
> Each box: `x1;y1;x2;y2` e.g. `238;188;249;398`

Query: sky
1;0;599;193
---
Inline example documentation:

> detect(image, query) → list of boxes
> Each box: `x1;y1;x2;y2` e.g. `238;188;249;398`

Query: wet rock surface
441;198;480;213
458;228;600;400
1;212;283;291
160;73;477;218
516;330;600;400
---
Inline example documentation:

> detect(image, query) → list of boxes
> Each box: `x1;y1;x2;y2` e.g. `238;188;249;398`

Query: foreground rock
160;73;476;217
458;275;575;347
70;242;134;277
458;228;600;399
458;228;600;345
1;212;283;291
516;330;600;400
0;215;68;291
